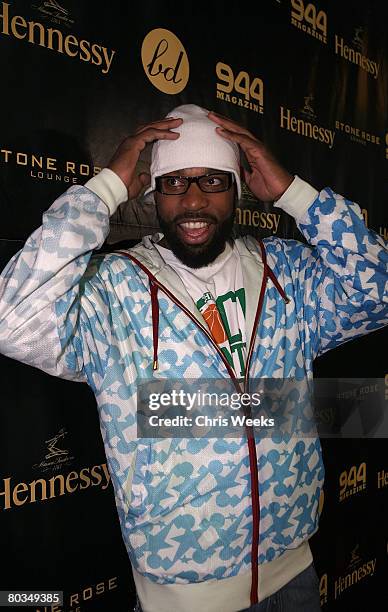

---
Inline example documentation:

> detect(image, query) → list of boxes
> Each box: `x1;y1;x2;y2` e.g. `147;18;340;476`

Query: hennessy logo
352;26;364;50
0;463;111;510
301;93;316;120
334;545;376;599
348;545;361;569
0;2;115;74
45;429;69;459
33;427;74;473
141;28;189;94
43;0;67;13
32;0;74;27
334;34;379;79
280;106;335;149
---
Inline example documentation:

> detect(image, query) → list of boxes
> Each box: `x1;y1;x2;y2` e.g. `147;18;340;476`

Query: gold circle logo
141;28;189;94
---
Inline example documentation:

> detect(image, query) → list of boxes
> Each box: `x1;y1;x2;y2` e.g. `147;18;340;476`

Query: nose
180;182;209;211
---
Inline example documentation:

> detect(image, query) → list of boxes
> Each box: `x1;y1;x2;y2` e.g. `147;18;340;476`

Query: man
0;104;387;612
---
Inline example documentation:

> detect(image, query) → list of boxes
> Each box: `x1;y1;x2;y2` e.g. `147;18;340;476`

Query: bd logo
141;28;189;94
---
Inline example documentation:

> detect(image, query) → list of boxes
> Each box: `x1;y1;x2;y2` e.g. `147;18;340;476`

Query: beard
156;207;236;269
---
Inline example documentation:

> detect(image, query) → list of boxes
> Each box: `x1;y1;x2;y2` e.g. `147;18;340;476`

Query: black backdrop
0;1;387;610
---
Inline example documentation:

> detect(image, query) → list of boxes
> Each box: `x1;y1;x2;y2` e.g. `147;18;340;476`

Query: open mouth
177;220;215;245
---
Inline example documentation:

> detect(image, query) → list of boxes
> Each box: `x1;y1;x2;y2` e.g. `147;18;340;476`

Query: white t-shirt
155;241;247;378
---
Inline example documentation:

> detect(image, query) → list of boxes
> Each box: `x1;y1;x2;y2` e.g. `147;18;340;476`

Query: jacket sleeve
0;185;111;381
276;184;388;358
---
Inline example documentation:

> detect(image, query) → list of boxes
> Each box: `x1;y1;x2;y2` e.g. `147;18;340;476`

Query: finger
208;111;254;138
241;166;252;185
134;128;180;151
127;172;151;199
216;127;268;169
135;118;182;135
215;126;259;150
136;117;182;128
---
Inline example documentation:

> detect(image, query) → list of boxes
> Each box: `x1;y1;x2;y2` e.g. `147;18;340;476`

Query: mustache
173;213;218;224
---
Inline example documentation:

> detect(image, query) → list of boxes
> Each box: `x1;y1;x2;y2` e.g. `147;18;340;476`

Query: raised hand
208;111;293;202
108;117;183;200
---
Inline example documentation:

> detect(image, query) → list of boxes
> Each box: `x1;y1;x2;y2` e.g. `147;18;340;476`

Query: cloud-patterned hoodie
0;173;387;612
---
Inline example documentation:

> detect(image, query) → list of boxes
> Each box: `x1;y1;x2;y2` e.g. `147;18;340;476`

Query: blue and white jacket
0;174;387;612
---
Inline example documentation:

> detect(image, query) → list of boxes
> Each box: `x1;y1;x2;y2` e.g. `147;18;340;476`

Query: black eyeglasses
155;172;234;195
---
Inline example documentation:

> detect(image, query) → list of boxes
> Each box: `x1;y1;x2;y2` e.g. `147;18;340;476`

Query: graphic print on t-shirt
197;288;246;377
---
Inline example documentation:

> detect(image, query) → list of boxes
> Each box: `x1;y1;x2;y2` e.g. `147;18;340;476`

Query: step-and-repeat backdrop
0;1;387;610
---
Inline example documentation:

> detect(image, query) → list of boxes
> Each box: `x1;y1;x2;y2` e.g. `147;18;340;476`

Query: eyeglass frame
154;171;235;195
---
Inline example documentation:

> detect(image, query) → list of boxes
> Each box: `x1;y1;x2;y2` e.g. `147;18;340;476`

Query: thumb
139;172;151;187
128;172;151;199
241;167;252;187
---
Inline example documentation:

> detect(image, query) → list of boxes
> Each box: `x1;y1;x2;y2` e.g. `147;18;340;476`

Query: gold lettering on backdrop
141;28;189;94
360;209;368;227
69;577;117;607
338;462;367;502
0;147;101;183
335;121;381;146
380;227;388;241
334;35;379;79
290;0;327;44
377;469;388;489
334;557;376;599
0;2;116;74
319;573;328;606
216;62;264;114
280;107;335;149
35;577;118;612
0;463;111;510
235;208;280;234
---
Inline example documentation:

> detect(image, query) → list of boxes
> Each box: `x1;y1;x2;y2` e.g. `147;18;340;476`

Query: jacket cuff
274;176;319;222
84;168;128;215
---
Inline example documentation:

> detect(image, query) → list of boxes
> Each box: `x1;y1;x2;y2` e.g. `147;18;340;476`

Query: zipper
242;244;268;604
244;243;269;394
115;246;269;605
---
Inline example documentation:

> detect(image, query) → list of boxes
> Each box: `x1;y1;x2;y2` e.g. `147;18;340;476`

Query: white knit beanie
143;104;241;199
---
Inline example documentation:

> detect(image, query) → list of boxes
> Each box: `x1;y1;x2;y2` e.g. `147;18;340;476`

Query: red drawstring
247;241;288;604
115;251;161;371
258;241;290;303
150;279;159;370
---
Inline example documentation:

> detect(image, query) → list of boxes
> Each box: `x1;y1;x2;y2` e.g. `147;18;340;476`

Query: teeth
180;221;208;229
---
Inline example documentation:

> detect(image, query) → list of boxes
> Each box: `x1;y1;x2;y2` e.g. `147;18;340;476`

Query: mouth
177;219;215;245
